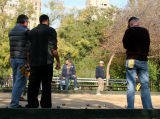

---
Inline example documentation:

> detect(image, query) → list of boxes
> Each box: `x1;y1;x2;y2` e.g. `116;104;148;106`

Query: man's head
99;61;104;67
16;14;29;27
128;17;139;28
65;59;71;65
39;14;49;25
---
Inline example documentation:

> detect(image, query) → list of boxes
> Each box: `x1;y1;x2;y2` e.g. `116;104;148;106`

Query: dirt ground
0;92;160;109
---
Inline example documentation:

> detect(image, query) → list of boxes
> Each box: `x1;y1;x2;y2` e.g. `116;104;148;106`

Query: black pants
27;64;53;108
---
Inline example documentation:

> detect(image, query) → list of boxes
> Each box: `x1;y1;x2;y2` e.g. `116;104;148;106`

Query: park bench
52;77;127;91
107;79;127;91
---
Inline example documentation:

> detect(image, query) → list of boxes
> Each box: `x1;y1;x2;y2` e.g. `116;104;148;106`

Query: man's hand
73;75;76;78
27;52;30;69
55;62;60;70
52;50;60;70
27;63;31;70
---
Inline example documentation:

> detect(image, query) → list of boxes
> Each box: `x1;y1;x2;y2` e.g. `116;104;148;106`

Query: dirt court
0;92;160;109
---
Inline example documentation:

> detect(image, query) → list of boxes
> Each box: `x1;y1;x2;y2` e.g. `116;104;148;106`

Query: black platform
0;109;160;119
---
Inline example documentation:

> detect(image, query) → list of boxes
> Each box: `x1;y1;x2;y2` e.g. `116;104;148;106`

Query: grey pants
97;78;104;93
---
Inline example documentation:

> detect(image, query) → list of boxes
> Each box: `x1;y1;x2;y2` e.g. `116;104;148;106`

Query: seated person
61;59;78;90
59;75;68;90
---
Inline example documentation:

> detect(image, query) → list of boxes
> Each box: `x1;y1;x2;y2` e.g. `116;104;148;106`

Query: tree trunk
106;53;115;87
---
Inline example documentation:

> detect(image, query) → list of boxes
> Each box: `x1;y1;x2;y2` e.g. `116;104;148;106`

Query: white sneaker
74;88;78;90
96;93;101;95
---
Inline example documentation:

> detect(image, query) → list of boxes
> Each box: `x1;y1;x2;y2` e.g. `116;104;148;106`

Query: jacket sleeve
144;29;150;53
96;67;99;79
62;65;65;77
25;30;31;52
72;64;76;75
122;29;129;49
48;27;57;51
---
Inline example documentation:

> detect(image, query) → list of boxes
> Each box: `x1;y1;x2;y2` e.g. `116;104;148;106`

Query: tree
58;7;117;59
17;0;35;18
44;0;65;23
102;0;160;85
0;0;35;77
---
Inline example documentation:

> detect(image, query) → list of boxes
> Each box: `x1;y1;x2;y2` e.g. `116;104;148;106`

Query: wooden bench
52;77;127;91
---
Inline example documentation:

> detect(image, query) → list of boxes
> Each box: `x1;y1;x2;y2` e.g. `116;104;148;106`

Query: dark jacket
28;24;57;66
96;66;105;79
122;26;150;61
62;64;76;77
9;24;29;59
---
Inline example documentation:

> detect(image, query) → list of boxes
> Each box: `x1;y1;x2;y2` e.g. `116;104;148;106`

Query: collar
17;23;23;26
16;23;27;28
39;24;49;26
133;24;139;27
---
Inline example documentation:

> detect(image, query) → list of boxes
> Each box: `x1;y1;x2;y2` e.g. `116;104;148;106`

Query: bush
148;61;160;91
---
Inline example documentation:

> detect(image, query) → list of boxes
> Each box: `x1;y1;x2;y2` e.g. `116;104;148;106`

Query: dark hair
39;14;49;24
66;58;71;63
16;14;28;24
128;17;139;23
128;17;139;28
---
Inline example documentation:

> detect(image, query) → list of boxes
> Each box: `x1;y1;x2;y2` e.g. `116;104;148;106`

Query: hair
66;58;71;63
16;14;28;24
128;17;139;28
128;17;139;23
39;14;49;24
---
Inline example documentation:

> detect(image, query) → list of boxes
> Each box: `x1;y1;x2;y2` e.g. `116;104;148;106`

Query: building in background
86;0;109;8
4;0;41;29
29;0;41;28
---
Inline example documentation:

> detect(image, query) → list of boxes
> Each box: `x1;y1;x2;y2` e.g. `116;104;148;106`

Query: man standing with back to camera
123;17;153;109
9;14;29;108
26;14;60;108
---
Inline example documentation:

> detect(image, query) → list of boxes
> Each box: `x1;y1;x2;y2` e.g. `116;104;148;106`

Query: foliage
1;0;160;92
58;7;118;62
44;0;65;23
102;0;160;56
148;61;160;91
0;0;35;77
110;55;126;79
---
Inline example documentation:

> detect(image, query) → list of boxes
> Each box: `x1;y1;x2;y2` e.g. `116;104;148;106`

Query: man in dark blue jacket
61;59;78;90
96;61;105;95
9;14;29;108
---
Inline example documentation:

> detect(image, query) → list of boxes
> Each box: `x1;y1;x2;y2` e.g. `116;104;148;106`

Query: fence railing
52;77;127;90
0;76;127;88
0;76;159;91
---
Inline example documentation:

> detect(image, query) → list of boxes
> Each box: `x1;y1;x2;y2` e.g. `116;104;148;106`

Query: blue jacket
9;24;29;59
96;66;105;79
62;64;76;77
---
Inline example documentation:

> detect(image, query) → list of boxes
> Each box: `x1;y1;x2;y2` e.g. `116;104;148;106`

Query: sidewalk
0;92;160;109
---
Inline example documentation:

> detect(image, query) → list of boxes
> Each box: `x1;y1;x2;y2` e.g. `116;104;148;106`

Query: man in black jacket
26;14;60;108
9;14;29;108
96;61;105;95
123;17;153;109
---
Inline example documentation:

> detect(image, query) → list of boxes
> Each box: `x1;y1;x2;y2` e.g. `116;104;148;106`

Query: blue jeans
10;58;26;107
126;59;153;109
60;79;65;90
64;76;78;90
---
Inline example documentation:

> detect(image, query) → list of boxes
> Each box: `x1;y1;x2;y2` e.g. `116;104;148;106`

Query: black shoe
10;105;23;108
25;104;38;108
17;105;23;108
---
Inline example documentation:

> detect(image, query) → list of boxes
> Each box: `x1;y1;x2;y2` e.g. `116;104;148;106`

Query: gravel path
0;93;159;109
